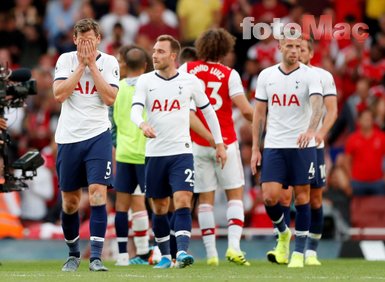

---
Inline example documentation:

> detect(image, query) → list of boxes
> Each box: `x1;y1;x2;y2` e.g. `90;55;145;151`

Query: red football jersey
185;61;243;146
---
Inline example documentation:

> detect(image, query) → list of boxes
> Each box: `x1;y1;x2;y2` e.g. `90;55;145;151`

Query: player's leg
287;147;315;268
85;130;113;271
197;191;218;265
170;154;195;268
220;142;249;265
145;156;173;268
260;149;291;264
57;142;87;272
305;148;326;266
113;162;134;265
128;163;150;264
193;143;219;265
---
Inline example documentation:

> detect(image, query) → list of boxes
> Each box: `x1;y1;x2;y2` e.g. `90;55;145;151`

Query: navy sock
90;205;107;261
152;213;170;256
61;210;80;258
174;208;192;253
307;207;323;251
169;212;177;259
115;211;128;254
282;205;291;227
265;203;286;232
294;203;310;253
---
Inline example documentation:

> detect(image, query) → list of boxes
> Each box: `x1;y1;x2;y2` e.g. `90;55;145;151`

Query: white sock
132;210;149;256
227;200;244;252
198;204;218;258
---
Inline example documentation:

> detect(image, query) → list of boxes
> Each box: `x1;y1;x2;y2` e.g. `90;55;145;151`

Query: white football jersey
132;71;211;157
54;51;120;144
312;66;337;148
255;63;322;148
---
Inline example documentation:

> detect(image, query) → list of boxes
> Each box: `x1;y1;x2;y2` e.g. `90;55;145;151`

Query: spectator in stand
99;0;139;45
370;95;385;130
344;108;385;196
177;0;221;45
102;22;127;56
323;164;352;226
139;0;178;28
43;0;80;51
250;0;288;24
136;0;179;53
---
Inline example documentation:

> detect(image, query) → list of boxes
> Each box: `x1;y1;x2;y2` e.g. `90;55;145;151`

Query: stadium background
0;0;385;261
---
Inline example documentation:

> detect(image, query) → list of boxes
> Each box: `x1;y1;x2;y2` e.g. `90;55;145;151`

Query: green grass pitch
0;259;384;282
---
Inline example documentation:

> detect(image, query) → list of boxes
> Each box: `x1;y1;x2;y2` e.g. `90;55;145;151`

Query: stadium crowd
0;0;385;251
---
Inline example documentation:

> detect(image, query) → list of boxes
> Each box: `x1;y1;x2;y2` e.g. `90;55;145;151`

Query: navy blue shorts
260;147;317;187
145;154;194;199
56;130;113;191
311;148;326;189
114;161;145;194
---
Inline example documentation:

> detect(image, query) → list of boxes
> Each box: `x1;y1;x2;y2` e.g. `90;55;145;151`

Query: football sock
61;210;80;258
307;207;323;252
132;210;149;256
174;208;192;253
265;203;287;233
282;205;291;227
90;205;107;261
294;203;310;253
168;212;177;259
227;200;244;252
152;213;170;256
198;204;217;258
115;211;128;254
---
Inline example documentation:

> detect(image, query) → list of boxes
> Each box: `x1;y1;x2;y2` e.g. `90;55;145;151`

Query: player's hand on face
297;131;314;148
215;143;227;169
77;40;88;66
250;149;262;175
140;122;157;138
84;40;97;67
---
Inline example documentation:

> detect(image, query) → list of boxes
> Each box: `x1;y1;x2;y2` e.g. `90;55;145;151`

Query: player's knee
310;194;322;209
263;197;278;206
174;193;192;209
62;199;79;214
294;192;310;205
89;189;107;206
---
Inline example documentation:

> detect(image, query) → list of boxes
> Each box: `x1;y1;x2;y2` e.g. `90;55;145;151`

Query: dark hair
73;18;101;37
118;45;153;73
179;47;197;64
195;28;235;62
156;34;181;55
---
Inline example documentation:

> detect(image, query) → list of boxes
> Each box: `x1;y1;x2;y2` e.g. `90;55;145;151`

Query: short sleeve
307;68;323;96
178;63;188;73
132;75;147;107
255;70;268;101
54;53;71;81
191;75;210;109
228;69;244;97
323;71;337;96
103;55;120;88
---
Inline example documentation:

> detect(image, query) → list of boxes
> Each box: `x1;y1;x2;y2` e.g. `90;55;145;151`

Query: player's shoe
305;254;321;266
153;256;172;269
275;228;292;264
148;246;162;265
176;252;194;268
115;253;129;266
89;259;108;271
225;248;250;266
288;252;304;268
266;250;278;263
207;256;219;266
129;256;149;265
61;256;80;272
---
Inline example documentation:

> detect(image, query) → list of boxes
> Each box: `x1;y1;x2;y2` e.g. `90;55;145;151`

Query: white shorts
193;142;245;193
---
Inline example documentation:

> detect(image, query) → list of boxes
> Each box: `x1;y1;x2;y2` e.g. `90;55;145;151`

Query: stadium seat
350;196;385;239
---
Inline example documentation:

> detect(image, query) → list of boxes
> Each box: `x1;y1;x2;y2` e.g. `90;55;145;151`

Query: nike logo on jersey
268;82;275;86
149;88;156;92
99;68;103;72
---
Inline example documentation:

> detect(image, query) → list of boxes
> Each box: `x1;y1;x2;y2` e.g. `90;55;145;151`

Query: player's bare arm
251;101;266;175
86;40;118;106
189;110;216;148
315;95;338;145
232;94;253;122
297;94;323;148
53;48;87;103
